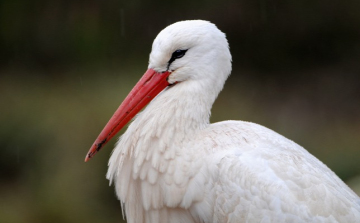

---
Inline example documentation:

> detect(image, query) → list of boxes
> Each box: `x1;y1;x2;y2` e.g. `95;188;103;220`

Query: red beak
85;69;171;162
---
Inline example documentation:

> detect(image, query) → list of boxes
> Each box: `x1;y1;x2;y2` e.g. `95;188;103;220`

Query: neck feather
106;79;220;182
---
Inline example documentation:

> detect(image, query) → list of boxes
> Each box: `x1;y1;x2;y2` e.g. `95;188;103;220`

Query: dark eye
168;49;188;68
172;49;187;59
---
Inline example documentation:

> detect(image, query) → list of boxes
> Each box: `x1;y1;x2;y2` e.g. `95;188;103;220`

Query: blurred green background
1;0;360;222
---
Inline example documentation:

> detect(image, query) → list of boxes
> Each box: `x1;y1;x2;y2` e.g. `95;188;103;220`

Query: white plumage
87;20;360;223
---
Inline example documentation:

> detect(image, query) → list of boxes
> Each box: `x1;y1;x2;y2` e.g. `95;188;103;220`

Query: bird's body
87;20;360;223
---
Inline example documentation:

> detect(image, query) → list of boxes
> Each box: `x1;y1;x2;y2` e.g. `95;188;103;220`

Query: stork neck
140;80;215;137
123;78;220;157
107;76;225;182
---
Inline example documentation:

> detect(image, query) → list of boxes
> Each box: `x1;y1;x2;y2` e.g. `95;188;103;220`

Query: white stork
86;20;360;223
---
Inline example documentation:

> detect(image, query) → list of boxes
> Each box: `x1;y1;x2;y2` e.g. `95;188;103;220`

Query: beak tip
84;150;94;162
85;143;100;162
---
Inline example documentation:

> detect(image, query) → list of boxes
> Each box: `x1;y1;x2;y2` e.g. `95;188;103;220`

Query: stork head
149;20;232;85
85;20;232;161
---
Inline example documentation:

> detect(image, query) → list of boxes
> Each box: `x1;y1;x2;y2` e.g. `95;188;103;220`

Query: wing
193;120;360;222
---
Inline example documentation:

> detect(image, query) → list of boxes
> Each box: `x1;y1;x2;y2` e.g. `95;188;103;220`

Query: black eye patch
167;49;188;69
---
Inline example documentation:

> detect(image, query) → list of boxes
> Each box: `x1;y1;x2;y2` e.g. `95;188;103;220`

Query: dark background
1;0;360;222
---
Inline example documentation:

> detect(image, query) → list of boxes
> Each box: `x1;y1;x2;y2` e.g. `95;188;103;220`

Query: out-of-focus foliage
1;0;360;222
2;0;360;72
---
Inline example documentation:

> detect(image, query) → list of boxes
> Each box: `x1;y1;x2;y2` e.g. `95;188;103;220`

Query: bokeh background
1;0;360;222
